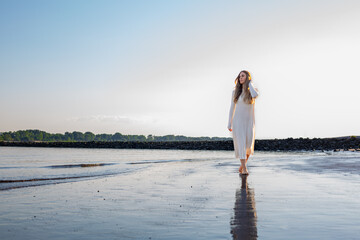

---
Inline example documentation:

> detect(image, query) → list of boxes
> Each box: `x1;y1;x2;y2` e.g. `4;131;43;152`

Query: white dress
228;82;259;159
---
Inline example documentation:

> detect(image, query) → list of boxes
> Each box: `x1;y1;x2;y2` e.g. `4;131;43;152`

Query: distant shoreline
1;136;359;152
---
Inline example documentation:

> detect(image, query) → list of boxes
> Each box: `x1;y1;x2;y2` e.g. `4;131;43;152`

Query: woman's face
239;72;247;84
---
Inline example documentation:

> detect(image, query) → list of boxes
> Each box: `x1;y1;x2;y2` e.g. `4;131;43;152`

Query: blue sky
1;0;359;138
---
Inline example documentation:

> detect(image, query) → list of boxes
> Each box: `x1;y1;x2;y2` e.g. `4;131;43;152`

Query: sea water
1;146;360;240
0;147;236;190
1;146;359;190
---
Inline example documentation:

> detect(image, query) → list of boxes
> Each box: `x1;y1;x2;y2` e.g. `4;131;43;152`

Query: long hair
233;70;254;104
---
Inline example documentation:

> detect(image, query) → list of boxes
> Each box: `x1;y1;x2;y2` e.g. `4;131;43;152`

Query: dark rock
1;136;360;152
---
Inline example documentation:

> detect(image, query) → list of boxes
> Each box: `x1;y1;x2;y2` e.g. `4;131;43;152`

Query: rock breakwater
1;136;359;151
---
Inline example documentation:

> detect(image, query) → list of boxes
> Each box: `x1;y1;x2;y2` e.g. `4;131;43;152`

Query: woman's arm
249;81;259;98
228;90;236;131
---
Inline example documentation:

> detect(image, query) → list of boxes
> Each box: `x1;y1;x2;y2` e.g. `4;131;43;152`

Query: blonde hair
233;70;255;104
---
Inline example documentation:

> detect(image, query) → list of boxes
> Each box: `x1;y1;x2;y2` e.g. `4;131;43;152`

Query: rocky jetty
0;136;359;152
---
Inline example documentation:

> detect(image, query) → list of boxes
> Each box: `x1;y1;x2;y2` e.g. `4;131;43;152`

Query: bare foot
239;166;248;175
240;165;249;175
240;169;249;175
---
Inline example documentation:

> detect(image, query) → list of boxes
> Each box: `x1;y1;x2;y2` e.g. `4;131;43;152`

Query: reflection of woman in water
230;175;258;240
228;70;259;175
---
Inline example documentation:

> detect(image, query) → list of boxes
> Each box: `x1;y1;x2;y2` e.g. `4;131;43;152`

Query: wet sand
1;150;360;239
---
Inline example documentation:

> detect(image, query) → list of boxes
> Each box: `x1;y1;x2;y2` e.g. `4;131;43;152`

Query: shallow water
0;147;360;239
0;147;233;190
2;147;359;191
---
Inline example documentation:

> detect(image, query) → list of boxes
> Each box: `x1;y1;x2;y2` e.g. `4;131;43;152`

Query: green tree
2;133;13;141
72;131;84;141
147;134;154;141
112;132;126;141
137;135;146;141
95;133;112;141
84;132;95;141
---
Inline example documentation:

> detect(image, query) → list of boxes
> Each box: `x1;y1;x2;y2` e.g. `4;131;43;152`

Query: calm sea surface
1;146;360;239
1;146;359;191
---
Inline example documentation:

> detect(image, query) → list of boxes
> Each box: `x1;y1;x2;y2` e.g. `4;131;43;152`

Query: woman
228;70;259;175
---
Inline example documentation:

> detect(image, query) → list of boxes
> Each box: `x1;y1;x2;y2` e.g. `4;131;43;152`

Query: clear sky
1;0;359;139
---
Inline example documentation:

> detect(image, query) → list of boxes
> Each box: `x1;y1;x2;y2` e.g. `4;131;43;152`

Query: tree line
0;130;231;142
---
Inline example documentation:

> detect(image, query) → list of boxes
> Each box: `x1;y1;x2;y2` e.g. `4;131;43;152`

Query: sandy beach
1;147;360;239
